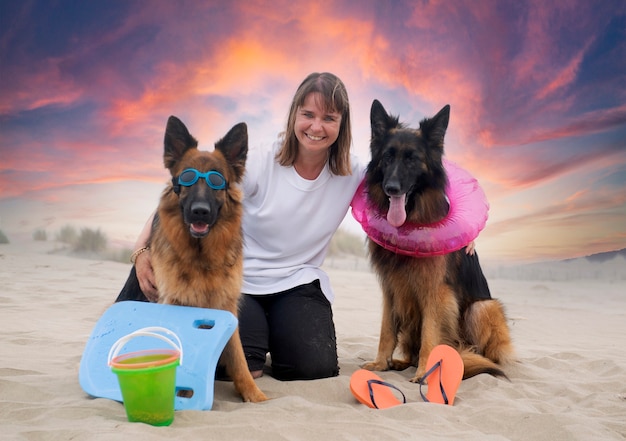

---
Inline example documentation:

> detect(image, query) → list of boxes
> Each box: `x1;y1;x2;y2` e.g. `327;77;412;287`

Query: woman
131;72;365;380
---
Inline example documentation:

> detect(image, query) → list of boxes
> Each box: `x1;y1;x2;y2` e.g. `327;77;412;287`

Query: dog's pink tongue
191;222;209;235
387;195;407;227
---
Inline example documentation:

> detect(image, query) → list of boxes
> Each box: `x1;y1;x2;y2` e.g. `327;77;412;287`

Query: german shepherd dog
115;116;267;403
362;100;514;382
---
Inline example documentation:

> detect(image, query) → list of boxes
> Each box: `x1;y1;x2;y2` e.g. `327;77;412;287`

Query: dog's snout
384;180;402;196
191;202;211;218
183;197;220;232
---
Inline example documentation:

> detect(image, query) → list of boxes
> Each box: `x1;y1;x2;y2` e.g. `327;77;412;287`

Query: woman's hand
135;250;159;302
132;211;158;301
465;241;476;256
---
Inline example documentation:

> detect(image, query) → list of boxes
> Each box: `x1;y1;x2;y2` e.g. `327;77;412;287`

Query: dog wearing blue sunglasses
116;116;268;403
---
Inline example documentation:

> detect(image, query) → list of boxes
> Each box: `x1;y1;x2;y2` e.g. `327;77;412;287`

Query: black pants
239;280;339;381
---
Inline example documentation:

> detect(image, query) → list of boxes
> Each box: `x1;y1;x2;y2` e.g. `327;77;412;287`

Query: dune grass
14;224;365;265
25;225;132;263
33;229;47;241
328;228;367;258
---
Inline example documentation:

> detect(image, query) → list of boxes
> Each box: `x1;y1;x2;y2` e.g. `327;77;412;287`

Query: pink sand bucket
108;327;183;426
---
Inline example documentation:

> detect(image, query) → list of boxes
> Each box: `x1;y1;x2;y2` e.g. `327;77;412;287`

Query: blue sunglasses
176;168;227;190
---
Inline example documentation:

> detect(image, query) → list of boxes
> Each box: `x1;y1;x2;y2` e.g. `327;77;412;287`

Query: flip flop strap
418;359;449;405
367;379;406;409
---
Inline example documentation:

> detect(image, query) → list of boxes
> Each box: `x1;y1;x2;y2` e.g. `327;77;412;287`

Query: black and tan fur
362;100;514;382
116;116;266;403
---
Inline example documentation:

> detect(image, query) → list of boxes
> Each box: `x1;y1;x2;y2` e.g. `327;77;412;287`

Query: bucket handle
107;326;183;366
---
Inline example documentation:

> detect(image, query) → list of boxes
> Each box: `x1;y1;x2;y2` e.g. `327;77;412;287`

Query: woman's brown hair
276;72;352;176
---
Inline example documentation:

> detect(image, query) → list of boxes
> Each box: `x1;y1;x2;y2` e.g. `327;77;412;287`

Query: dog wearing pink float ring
356;100;514;383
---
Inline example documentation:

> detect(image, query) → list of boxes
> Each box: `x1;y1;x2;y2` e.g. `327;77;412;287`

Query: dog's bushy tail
459;348;509;380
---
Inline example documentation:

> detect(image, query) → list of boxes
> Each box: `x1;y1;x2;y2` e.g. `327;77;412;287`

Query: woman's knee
272;356;339;381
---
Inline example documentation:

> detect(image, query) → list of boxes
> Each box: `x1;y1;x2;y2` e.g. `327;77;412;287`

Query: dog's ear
370;100;401;160
163;116;198;173
370;99;398;140
215;122;248;182
419;105;450;149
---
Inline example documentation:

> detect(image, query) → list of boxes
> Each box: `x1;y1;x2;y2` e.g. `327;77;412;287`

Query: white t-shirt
241;141;366;303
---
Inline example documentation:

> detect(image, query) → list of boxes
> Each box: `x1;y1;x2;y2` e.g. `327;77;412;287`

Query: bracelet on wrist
130;246;150;264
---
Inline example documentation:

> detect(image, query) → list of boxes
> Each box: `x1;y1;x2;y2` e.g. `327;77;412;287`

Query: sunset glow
1;0;624;263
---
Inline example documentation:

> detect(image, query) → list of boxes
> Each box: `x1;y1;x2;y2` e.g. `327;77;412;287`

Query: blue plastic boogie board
79;301;237;411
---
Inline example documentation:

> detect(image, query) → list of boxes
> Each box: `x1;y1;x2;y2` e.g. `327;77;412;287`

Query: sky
1;0;625;264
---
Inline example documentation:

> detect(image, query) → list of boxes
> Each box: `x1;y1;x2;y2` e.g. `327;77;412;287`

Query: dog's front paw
388;358;412;371
409;366;426;384
242;389;268;403
361;360;389;371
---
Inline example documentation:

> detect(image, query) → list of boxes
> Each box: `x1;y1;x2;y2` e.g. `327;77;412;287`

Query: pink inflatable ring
350;159;489;257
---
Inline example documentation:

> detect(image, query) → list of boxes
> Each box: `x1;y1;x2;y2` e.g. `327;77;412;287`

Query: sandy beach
1;241;625;440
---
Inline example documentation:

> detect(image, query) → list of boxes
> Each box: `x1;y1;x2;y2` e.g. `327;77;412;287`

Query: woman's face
294;92;342;155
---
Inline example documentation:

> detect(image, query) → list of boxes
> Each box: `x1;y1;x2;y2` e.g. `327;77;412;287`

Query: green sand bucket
108;327;183;426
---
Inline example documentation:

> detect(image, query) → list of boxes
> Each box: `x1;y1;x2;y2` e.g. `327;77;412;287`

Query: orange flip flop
350;369;406;409
419;344;464;405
